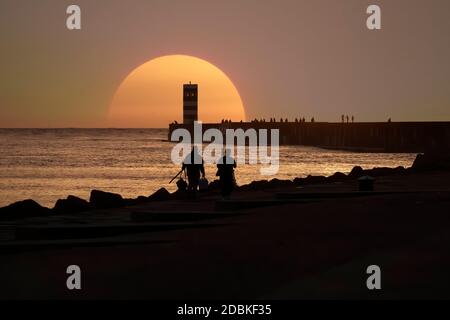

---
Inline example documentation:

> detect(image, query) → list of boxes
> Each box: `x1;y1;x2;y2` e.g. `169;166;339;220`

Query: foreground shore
1;153;450;299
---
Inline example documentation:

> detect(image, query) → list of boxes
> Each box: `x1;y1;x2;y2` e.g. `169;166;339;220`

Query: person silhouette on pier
216;149;237;200
182;146;205;198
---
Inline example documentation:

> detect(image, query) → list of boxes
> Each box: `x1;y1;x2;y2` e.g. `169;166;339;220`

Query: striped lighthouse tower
183;82;198;125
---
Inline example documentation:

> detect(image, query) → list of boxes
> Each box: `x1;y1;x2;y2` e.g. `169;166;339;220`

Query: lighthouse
183;83;198;125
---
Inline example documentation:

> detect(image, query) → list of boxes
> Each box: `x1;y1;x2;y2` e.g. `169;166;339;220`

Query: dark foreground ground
1;170;450;299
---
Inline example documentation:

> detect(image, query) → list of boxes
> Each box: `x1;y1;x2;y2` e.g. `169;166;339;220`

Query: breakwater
168;121;450;152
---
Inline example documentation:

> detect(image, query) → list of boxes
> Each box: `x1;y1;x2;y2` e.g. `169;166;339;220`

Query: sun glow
108;55;246;128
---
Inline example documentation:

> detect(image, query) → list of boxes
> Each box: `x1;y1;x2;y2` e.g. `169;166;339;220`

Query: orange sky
1;0;450;127
108;55;245;128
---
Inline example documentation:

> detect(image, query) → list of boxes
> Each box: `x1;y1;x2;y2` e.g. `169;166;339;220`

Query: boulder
304;175;328;185
366;167;400;177
148;188;171;201
123;196;148;206
348;166;364;178
412;153;428;170
170;189;187;200
327;172;347;182
207;180;221;191
241;180;269;191
135;196;150;203
293;177;306;185
267;178;293;188
54;195;92;214
392;166;406;175
89;190;124;209
358;175;376;192
412;151;450;171
0;199;51;220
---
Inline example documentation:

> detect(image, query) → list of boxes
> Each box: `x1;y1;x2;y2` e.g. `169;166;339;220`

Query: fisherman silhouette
216;149;237;200
182;146;205;198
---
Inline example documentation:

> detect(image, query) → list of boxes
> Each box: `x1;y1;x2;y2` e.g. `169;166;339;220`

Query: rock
392;166;406;174
293;177;306;185
122;198;138;206
412;153;427;170
170;189;187;200
207;180;221;191
412;151;450;171
327;172;347;182
267;178;293;188
123;195;154;207
148;188;171;201
365;167;386;177
358;175;376;191
304;175;328;185
294;175;334;185
54;195;91;214
348;166;364;178
135;196;150;203
366;167;398;177
89;190;124;209
242;180;269;191
0;199;51;220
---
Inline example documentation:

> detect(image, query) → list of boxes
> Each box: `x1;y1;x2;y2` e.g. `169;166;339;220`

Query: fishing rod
169;168;184;184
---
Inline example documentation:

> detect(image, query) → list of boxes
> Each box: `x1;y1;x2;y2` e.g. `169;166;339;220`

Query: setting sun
107;55;246;128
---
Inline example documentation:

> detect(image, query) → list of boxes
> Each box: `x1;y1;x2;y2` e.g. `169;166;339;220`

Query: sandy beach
1;165;450;299
2;0;450;305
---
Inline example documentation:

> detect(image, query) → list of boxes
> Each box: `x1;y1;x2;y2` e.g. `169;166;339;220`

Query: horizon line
2;120;450;129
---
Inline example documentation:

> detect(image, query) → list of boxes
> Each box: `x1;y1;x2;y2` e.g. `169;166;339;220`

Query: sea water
0;128;417;207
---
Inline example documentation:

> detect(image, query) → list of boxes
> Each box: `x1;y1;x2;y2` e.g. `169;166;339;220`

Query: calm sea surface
0;129;417;207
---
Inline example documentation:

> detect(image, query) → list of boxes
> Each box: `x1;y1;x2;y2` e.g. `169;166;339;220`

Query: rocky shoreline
2;151;450;299
1;151;448;221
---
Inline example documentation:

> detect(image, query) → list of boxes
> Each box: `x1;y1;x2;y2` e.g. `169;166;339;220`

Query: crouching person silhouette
182;146;205;199
216;149;237;200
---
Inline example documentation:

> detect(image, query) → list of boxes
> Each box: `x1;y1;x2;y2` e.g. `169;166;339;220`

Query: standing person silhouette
216;149;237;200
182;146;205;199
